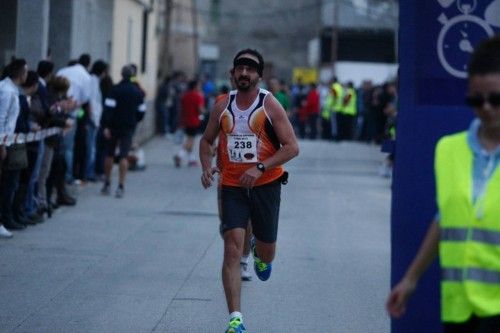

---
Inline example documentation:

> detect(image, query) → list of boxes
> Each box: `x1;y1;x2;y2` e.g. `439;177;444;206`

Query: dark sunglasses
465;93;500;108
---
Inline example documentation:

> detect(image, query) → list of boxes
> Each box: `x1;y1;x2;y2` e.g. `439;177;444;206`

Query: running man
215;85;253;282
199;49;299;333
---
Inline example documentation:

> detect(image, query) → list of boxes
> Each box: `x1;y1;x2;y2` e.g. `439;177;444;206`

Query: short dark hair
37;60;54;78
22;71;39;88
78;54;91;68
129;63;138;76
121;65;134;79
233;48;264;76
6;58;27;80
90;60;108;76
188;79;198;90
468;36;500;77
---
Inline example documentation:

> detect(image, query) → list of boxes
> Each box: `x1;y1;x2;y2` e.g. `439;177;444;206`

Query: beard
235;75;258;91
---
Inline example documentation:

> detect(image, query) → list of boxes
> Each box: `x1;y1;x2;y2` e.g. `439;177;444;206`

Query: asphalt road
0;137;391;333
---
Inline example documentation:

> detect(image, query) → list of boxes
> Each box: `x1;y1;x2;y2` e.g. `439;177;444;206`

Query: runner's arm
261;94;299;169
199;97;226;188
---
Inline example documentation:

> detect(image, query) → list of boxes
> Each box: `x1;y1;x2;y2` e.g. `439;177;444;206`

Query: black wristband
256;162;266;172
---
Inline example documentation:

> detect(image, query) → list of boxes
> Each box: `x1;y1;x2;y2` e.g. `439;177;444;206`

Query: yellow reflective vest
331;82;343;112
321;95;333;120
342;87;357;116
435;131;500;323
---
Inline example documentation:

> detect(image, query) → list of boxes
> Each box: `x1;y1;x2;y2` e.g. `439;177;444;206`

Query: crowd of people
155;71;398;180
0;54;145;238
155;72;398;144
271;77;398;146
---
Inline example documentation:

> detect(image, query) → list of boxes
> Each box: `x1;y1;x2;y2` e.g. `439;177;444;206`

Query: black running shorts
219;180;281;243
184;126;199;137
107;129;134;159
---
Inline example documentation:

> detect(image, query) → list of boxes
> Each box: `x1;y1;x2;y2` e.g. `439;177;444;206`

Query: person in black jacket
100;65;146;198
21;61;54;221
38;76;76;216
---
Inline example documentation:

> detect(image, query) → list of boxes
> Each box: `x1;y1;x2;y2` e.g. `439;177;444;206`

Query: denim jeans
24;141;44;215
37;145;54;208
63;119;76;183
85;122;98;179
1;169;20;222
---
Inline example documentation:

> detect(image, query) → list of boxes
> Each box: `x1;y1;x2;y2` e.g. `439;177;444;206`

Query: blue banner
393;1;500;332
417;1;500;105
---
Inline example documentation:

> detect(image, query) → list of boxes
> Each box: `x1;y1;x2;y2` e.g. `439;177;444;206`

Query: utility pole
159;0;173;78
331;0;339;76
191;0;199;75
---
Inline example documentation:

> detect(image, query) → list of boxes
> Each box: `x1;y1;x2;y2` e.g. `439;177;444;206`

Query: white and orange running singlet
217;89;284;187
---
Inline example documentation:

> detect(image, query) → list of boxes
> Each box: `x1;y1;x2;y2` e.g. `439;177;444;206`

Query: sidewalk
0;137;391;332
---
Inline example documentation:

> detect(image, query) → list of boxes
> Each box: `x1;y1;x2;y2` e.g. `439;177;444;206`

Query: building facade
0;0;161;141
318;0;399;85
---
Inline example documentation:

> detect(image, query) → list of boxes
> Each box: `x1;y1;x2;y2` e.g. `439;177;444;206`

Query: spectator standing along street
154;75;171;135
56;54;92;183
0;59;28;237
306;83;320;140
38;76;76;216
86;60;108;181
23;60;55;220
101;65;146;198
13;71;42;226
338;81;357;141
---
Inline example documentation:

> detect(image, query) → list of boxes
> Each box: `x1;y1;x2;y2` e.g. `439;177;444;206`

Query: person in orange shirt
199;49;299;333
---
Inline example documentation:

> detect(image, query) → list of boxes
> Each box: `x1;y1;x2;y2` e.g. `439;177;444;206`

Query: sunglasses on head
465;93;500;108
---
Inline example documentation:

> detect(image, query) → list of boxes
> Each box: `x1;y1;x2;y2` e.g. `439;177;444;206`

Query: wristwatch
256;162;266;172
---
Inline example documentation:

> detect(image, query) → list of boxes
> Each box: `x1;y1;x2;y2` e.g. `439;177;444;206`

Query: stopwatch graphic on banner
437;0;500;79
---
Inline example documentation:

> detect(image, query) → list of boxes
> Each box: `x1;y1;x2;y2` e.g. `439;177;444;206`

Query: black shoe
27;213;45;224
87;176;98;183
15;214;36;226
4;220;27;230
101;182;111;195
57;195;76;206
37;206;49;219
50;201;59;210
115;185;124;198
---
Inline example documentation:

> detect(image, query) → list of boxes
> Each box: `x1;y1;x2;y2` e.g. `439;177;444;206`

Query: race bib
227;134;258;163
